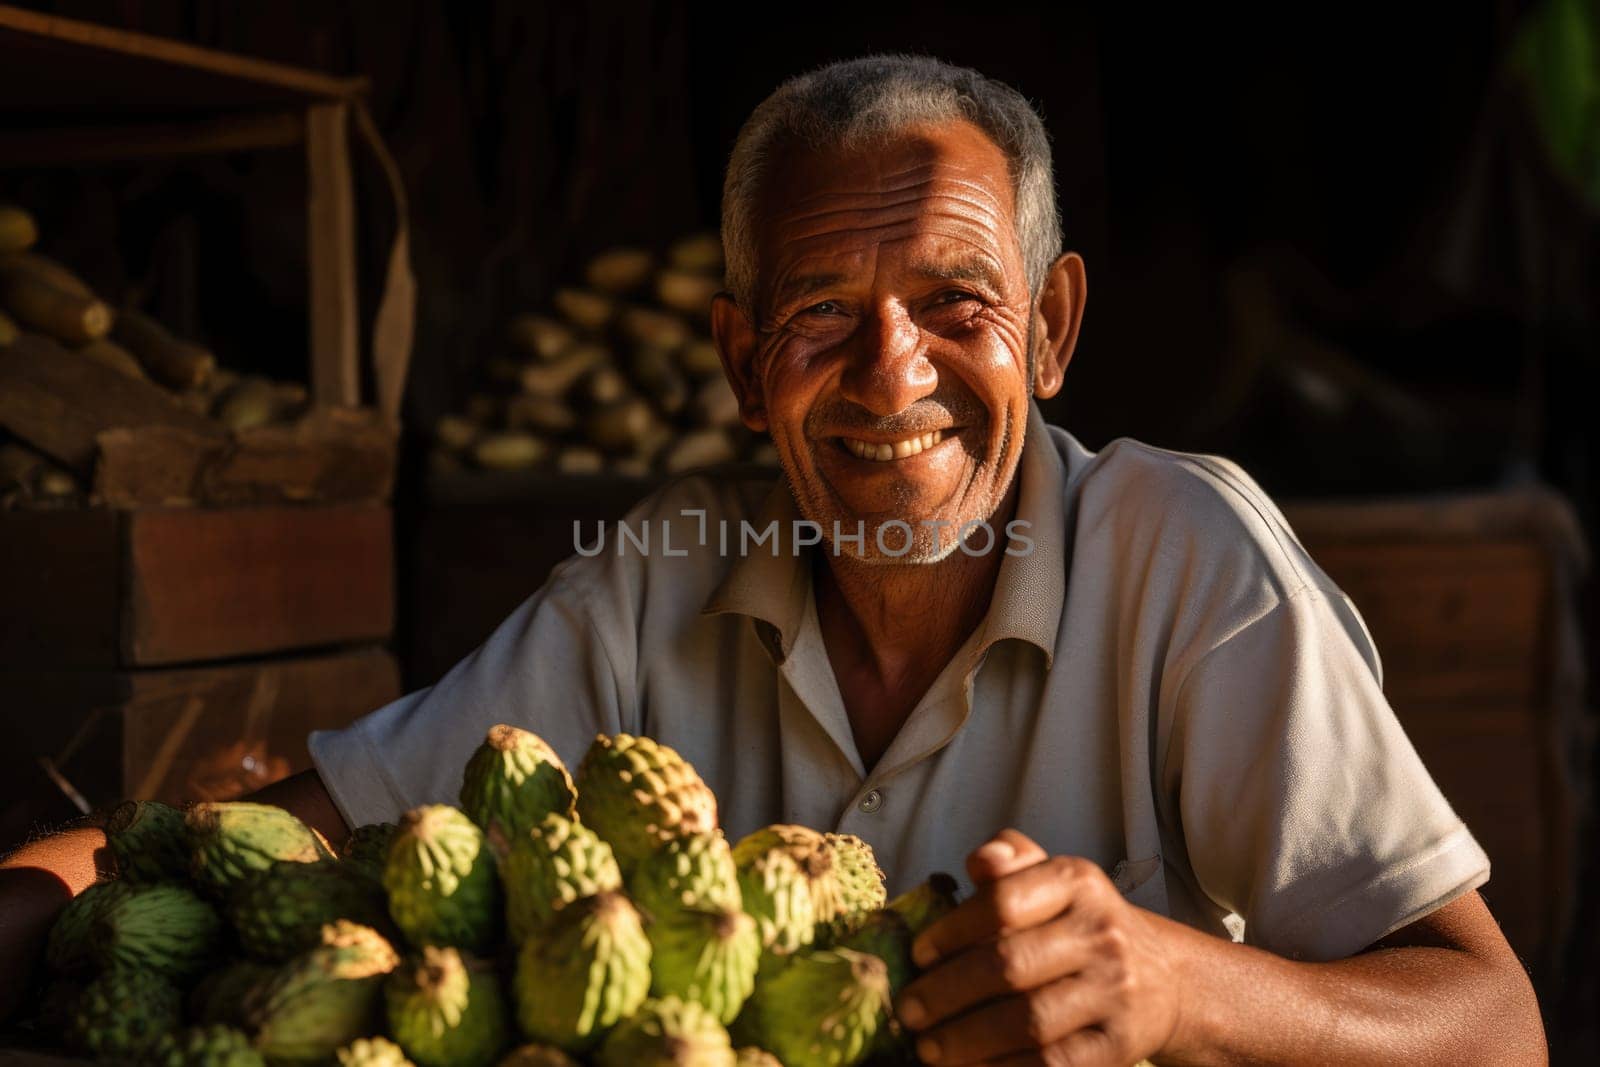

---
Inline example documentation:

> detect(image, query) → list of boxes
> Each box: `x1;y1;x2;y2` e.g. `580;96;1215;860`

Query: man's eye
804;301;842;315
939;290;978;305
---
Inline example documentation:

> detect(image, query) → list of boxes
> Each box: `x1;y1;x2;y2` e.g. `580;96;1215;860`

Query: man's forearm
0;826;114;1021
1155;910;1546;1066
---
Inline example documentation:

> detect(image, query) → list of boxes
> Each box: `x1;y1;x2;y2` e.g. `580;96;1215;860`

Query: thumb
966;828;1048;884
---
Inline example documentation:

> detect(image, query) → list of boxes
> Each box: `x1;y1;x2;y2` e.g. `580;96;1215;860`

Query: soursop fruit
191;958;277;1027
67;967;182;1060
385;805;502;953
105;799;190;882
646;906;759;1025
93;881;222;980
886;872;959;937
821;834;886;939
737;948;891;1067
230;859;390;960
503;813;622;943
835;910;914;994
512;890;652;1051
187;801;333;897
498;1045;582;1067
576;734;718;872
386;945;510;1067
734;1048;782;1067
628;831;742;919
460;724;577;841
730;827;828;955
45;879;133;975
244;920;400;1063
149;1024;267;1066
342;821;400;884
596;995;735;1067
339;1036;418;1066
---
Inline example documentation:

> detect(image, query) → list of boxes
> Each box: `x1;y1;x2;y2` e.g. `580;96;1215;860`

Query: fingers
898;914;1100;1031
966;828;1050;885
914;854;1104;968
909;974;1107;1065
962;1028;1126;1067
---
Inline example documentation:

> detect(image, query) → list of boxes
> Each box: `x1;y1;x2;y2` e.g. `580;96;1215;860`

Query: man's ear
710;291;769;432
1030;252;1086;400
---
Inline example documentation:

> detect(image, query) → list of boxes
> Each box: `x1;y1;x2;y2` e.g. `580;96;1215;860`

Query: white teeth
841;429;945;461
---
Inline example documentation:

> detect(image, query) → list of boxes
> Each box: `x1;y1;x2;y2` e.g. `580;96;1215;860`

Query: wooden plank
0;5;364;102
0;509;119;669
306;101;360;407
0;112;303;167
0;336;222;475
123;505;394;666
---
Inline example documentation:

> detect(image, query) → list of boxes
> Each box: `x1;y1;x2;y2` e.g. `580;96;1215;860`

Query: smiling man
0;55;1548;1063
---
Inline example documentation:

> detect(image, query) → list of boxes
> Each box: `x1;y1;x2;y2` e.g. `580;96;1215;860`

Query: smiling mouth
837;429;949;462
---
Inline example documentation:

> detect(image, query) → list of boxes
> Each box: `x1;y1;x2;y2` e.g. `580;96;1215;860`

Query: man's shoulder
1049;427;1322;600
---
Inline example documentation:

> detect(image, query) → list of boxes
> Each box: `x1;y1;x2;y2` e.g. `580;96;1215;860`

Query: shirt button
858;789;883;814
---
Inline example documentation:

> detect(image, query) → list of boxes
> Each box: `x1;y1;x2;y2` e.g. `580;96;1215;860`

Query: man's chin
818;515;976;566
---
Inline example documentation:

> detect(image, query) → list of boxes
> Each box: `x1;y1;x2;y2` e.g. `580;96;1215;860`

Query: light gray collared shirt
310;401;1488;961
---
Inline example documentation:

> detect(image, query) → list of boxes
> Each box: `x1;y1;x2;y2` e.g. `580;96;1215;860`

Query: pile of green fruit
30;726;964;1067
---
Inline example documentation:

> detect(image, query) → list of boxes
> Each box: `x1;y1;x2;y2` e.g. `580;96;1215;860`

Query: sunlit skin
711;119;1545;1065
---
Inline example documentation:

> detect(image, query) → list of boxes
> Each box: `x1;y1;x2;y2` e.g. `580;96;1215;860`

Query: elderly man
0;56;1546;1064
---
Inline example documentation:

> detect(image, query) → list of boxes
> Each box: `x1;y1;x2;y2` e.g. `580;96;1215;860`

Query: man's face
727;120;1042;562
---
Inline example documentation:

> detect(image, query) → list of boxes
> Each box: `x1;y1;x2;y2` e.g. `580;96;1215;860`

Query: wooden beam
0;113;303;167
306;101;360;407
0;4;366;101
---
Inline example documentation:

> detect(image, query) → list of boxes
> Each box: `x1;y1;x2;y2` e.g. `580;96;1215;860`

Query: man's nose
837;301;937;417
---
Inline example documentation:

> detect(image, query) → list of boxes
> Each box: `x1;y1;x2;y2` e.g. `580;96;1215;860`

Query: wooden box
0;504;393;669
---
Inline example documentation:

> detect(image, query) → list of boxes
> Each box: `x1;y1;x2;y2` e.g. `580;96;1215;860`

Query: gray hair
721;54;1062;315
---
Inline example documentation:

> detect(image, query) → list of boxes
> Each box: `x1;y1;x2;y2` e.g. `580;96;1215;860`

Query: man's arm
897;830;1546;1067
0;767;346;1023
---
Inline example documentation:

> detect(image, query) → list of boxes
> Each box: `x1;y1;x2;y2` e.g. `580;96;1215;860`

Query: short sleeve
1163;586;1491;961
308;553;633;829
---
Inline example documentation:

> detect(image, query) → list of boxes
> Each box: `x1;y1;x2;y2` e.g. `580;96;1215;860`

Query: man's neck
813;483;1019;770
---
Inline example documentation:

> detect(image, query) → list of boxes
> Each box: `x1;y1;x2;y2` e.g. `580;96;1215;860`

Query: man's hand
895;829;1181;1067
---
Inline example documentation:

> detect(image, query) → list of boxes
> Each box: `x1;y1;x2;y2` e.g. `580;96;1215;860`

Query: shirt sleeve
1162;585;1491;961
307;552;633;830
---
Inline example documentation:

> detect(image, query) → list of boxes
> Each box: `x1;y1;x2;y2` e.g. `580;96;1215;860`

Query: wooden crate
0;645;400;852
0;504;393;669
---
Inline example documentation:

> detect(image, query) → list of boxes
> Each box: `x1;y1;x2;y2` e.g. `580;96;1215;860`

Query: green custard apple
244;920;400;1063
512;890;652;1051
337;1036;418;1067
67;967;182;1060
92;881;222;980
342;821;400;884
646;906;760;1025
148;1024;267;1067
386;945;510;1067
737;948;891;1067
575;734;718;872
45;879;133;976
186;801;333;897
596;995;735;1067
105;799;190;882
230;859;390;960
820;834;886;941
628;831;742;920
503;813;622;943
460;724;578;841
385;804;503;953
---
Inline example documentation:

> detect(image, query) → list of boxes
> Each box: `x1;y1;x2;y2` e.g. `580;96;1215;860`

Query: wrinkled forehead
752;120;1024;303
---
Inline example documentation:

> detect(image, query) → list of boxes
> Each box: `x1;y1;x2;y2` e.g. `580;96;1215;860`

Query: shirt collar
701;399;1067;666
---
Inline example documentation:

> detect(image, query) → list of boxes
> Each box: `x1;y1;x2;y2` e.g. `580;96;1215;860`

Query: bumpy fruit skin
149;1024;267;1066
835;911;914;995
647;906;759;1025
385;805;503;953
628;832;742;919
498;1044;582;1067
67;967;182;1059
597;995;735;1067
342;822;400;884
460;724;578;840
386;945;510;1067
186;801;332;897
339;1036;418;1066
45;879;133;975
230;859;390;960
105;800;190;882
93;881;222;980
244;921;400;1063
504;813;622;943
730;827;823;955
734;1048;782;1067
821;834;886;940
886;873;959;937
190;959;277;1026
738;949;891;1067
576;734;717;872
512;891;652;1051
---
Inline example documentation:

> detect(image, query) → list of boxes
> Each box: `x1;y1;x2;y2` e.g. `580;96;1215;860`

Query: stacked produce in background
19;726;977;1067
430;234;781;478
0;201;316;510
